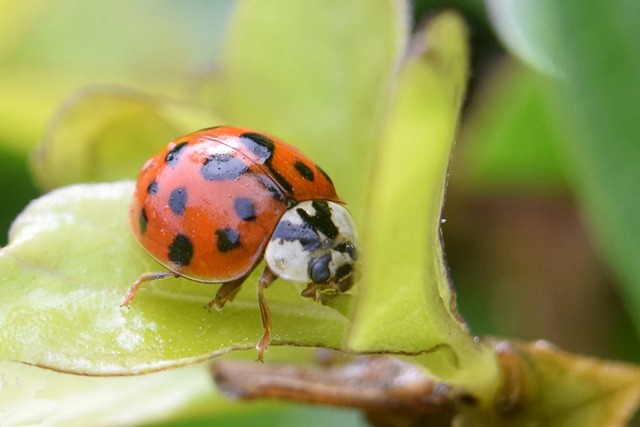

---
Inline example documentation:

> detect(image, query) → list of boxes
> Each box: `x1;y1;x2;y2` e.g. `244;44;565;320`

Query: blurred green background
1;0;640;425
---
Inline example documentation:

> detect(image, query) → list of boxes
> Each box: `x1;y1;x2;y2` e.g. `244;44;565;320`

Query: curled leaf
346;11;500;399
32;87;221;190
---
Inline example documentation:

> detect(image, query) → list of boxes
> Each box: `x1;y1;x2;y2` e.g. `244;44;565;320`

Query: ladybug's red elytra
122;126;359;361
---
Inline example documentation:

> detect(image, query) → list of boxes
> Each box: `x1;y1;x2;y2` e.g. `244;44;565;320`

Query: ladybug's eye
309;254;331;284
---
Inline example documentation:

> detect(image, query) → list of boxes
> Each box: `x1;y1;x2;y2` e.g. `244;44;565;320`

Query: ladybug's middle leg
206;276;247;311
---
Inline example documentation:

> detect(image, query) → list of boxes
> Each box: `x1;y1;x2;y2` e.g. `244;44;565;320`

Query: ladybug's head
265;200;359;297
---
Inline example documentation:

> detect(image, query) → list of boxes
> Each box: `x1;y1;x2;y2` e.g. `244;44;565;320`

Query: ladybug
122;126;359;361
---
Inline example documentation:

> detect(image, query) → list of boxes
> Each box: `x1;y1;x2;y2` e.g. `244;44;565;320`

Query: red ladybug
122;126;359;361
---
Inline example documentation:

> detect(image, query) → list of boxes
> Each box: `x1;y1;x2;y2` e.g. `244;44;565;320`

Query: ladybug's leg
205;277;246;311
256;266;279;362
301;283;322;301
121;272;177;307
301;282;348;305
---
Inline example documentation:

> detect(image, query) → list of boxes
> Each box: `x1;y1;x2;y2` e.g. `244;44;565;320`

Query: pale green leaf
1;356;363;427
0;182;349;374
0;361;222;427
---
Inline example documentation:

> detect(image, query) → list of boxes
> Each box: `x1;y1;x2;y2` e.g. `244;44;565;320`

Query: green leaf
0;0;52;63
0;182;349;374
488;0;640;330
6;1;233;74
457;341;640;427
346;12;500;398
1;355;365;427
485;1;563;76
458;60;568;191
201;0;409;217
0;361;225;426
31;88;221;190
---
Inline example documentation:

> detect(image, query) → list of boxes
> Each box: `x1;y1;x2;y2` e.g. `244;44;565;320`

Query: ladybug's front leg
121;272;177;307
301;283;323;301
301;282;340;303
256;266;279;362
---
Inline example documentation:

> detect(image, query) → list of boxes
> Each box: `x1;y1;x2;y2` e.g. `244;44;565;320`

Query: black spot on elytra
168;187;187;215
271;220;321;251
294;161;315;182
168;234;193;266
269;167;293;194
234;197;256;221
309;254;331;284
239;132;274;162
165;142;188;168
147;179;158;195
216;228;241;252
239;132;293;193
139;208;148;234
297;201;338;239
201;153;249;181
316;165;334;185
254;174;286;203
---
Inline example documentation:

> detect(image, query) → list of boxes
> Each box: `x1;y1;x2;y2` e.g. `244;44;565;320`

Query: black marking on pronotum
234;197;257;221
168;187;188;215
168;234;193;266
139;208;148;234
296;201;338;239
271;220;321;251
309;254;331;283
294;160;315;182
334;242;358;260
239;132;293;193
147;179;159;195
216;228;241;252
165;141;188;168
316;164;334;185
201;152;249;181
